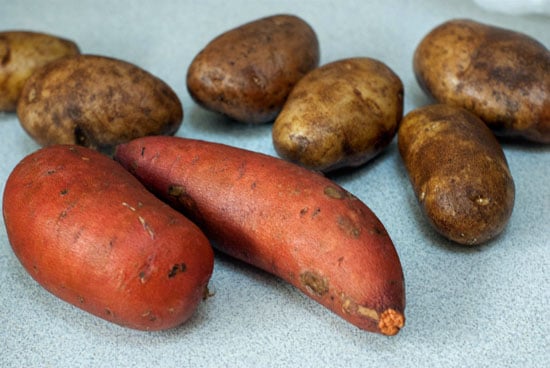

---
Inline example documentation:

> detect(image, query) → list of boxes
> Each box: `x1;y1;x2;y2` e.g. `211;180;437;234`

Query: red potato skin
2;145;214;331
114;137;405;335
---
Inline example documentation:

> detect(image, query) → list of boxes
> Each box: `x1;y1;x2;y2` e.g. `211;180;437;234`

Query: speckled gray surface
1;1;549;367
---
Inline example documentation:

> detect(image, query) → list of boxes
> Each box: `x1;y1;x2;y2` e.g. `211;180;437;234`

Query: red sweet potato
114;136;405;335
2;145;214;331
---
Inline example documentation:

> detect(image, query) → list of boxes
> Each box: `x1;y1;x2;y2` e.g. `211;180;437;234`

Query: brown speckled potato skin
398;104;515;245
272;57;403;172
414;19;550;143
17;54;183;154
186;14;320;124
0;31;80;111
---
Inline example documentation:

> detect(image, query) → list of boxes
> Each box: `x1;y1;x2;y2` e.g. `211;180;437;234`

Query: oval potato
2;145;214;330
0;30;80;111
17;54;183;153
414;18;550;143
186;14;320;124
398;104;515;245
272;57;404;172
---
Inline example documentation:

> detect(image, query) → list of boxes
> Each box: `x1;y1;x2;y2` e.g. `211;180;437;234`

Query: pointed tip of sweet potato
378;309;405;336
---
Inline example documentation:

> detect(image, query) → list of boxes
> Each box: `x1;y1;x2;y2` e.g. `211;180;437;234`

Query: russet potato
414;19;550;143
0;30;80;111
17;54;183;154
398;104;515;245
273;57;403;172
187;14;320;124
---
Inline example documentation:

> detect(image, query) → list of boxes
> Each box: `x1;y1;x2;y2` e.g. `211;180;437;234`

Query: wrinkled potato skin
186;14;320;124
398;104;515;245
0;31;80;111
17;54;183;153
273;57;403;172
414;19;550;143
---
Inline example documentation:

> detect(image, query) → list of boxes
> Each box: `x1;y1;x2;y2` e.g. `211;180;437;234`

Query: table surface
1;1;549;367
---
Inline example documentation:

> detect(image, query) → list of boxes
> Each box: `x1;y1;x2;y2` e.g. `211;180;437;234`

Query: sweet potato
114;136;405;335
2;145;214;331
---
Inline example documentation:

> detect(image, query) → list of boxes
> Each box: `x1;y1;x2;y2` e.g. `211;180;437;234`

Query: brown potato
413;19;550;143
398;104;515;245
186;14;320;124
0;30;80;111
17;54;183;154
272;57;403;172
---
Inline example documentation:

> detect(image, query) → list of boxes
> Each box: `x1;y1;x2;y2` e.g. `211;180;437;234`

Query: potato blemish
168;263;187;278
168;184;198;213
324;186;345;199
342;297;379;321
138;216;155;239
300;270;329;296
337;215;361;238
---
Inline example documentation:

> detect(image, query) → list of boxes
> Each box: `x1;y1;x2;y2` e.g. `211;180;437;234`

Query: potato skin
186;14;320;124
0;30;80;111
272;57;404;172
398;104;515;245
115;136;405;335
17;54;183;153
413;19;550;143
2;145;214;330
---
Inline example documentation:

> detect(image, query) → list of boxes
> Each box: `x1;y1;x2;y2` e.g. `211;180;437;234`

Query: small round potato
398;104;515;245
272;57;404;172
0;30;80;111
186;14;320;124
17;54;183;154
414;19;550;143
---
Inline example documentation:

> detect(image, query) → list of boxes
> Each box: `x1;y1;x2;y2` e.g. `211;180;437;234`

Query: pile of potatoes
1;15;548;335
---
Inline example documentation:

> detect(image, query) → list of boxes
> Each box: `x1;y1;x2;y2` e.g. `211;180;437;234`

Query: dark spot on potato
337;215;361;238
370;226;387;236
168;185;185;197
105;308;112;316
138;271;146;282
300;271;329;296
60;188;68;196
300;207;308;216
168;184;199;215
324;186;345;199
311;207;321;218
168;263;187;278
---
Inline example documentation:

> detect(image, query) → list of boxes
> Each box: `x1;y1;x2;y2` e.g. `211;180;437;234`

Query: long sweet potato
115;136;405;335
3;145;214;331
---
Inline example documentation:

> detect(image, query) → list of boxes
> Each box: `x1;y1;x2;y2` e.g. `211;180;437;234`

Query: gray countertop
1;1;549;367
